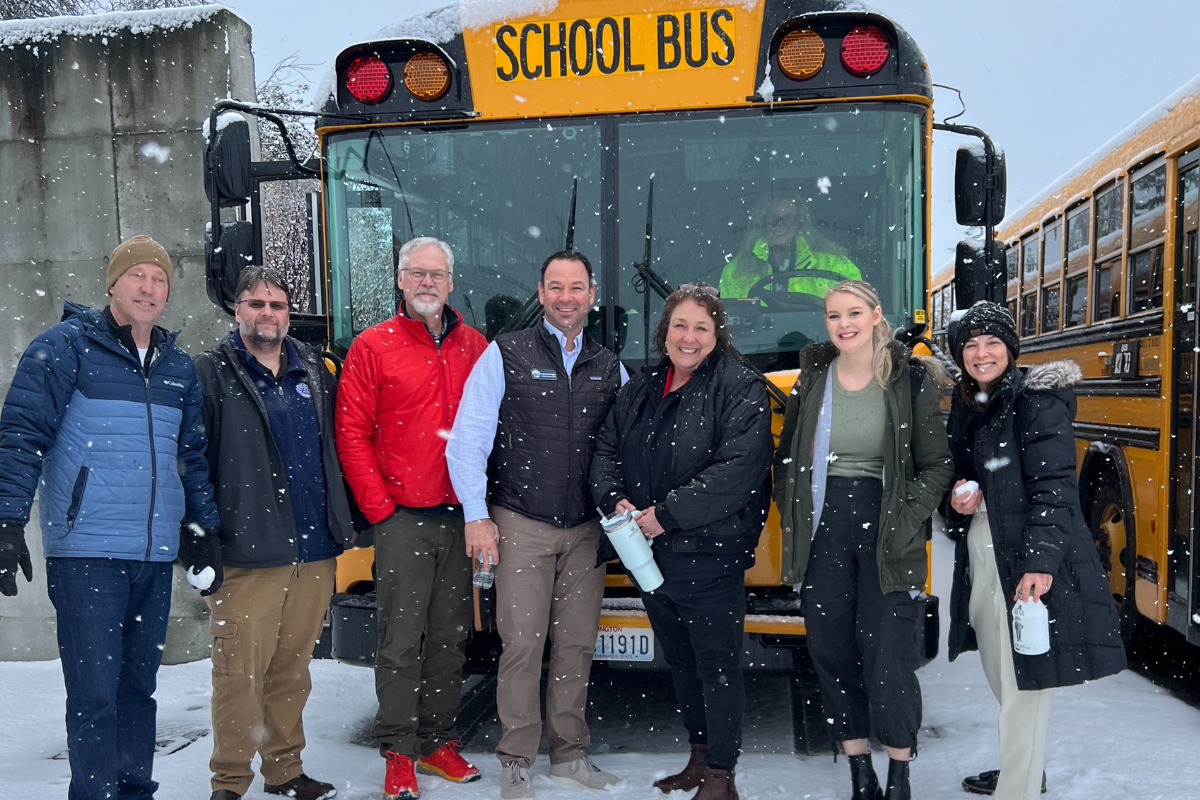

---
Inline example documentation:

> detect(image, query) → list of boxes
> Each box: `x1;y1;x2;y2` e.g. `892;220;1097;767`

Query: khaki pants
207;560;335;795
372;508;472;758
493;507;605;767
968;506;1054;800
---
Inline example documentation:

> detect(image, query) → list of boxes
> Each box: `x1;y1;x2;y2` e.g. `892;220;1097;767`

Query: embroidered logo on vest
531;369;558;380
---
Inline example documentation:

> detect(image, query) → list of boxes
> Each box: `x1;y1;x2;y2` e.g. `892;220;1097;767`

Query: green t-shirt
828;359;886;480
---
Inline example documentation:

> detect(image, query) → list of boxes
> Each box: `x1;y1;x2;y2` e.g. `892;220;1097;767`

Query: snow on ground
3;532;1199;799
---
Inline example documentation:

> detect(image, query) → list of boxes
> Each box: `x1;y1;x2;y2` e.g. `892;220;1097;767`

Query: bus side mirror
204;115;252;207
954;144;1006;226
206;221;255;312
955;238;1006;308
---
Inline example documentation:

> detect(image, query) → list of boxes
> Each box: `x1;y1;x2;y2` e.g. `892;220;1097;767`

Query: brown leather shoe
691;767;738;800
654;744;708;793
263;774;337;800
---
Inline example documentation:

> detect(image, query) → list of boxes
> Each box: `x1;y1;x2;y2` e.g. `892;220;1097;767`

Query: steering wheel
745;275;827;311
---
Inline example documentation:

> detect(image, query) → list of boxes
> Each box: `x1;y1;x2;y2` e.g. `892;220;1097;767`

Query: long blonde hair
824;279;893;388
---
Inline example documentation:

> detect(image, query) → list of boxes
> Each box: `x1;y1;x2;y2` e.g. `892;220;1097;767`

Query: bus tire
1085;480;1142;647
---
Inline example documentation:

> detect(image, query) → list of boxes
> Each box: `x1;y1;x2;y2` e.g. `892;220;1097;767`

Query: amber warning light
777;29;825;80
345;55;392;103
840;26;889;77
404;52;451;101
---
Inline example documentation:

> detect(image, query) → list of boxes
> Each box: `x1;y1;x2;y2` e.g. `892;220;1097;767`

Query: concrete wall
0;8;257;662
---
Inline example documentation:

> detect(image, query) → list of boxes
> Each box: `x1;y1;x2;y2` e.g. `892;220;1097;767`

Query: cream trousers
967;502;1054;800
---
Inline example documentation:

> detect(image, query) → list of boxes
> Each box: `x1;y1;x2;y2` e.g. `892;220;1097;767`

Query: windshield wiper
496;177;578;336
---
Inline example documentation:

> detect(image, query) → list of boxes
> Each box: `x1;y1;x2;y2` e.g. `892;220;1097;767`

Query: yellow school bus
939;75;1200;646
203;0;1002;669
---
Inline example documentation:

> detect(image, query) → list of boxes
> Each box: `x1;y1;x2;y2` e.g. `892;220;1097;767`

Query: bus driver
719;191;860;302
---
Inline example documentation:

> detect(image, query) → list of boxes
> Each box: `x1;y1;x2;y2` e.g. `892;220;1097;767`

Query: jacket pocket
209;618;244;675
65;466;90;532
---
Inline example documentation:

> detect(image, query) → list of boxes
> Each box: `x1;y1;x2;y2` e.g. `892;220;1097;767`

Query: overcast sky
222;0;1200;266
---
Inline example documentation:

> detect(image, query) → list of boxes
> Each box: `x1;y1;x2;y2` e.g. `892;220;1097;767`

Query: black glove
178;524;223;597
0;522;34;597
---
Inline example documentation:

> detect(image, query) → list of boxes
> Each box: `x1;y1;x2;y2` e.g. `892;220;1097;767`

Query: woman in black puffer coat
591;283;773;800
942;302;1125;800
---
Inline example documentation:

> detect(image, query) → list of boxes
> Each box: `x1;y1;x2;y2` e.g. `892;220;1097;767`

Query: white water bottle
1011;599;1050;656
598;509;664;593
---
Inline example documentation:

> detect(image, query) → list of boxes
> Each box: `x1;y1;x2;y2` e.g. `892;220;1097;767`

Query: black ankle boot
848;753;883;800
884;759;910;800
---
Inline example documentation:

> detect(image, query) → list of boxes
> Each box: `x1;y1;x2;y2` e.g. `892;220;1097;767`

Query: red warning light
345;55;392;104
840;26;889;77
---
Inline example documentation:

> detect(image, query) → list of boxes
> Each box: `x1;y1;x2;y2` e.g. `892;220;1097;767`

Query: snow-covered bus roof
0;4;226;50
1000;71;1200;235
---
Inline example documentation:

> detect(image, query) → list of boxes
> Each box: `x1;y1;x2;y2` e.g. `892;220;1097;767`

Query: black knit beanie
951;301;1019;366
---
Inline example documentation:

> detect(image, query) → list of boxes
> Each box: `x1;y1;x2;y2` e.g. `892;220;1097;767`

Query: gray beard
243;324;284;347
410;294;442;317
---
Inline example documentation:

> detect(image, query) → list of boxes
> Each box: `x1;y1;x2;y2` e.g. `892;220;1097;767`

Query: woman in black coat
943;302;1125;800
590;283;774;800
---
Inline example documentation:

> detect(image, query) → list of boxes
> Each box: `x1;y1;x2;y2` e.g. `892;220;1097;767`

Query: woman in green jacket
774;280;953;800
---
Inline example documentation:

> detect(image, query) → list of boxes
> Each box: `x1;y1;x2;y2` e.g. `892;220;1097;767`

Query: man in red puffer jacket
336;237;487;800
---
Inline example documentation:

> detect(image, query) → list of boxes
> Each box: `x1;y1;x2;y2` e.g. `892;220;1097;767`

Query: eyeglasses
764;213;800;227
680;283;720;298
238;300;289;312
401;268;452;284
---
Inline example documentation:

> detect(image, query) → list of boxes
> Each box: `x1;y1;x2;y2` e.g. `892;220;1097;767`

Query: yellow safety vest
719;236;860;300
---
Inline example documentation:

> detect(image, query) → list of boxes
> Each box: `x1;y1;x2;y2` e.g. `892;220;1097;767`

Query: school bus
933;74;1200;646
202;0;1003;670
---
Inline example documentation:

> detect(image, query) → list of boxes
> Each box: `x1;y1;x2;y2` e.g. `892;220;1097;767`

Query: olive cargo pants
206;559;335;795
372;508;473;758
492;507;605;767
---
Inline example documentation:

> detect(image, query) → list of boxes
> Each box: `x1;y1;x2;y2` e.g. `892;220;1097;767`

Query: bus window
1094;259;1119;322
1095;181;1124;260
1006;244;1019;284
1128;245;1164;313
1066;202;1090;273
1041;220;1062;333
616;107;922;366
1064;273;1087;327
1180;165;1199;306
323;124;603;352
1020;233;1038;336
1020;292;1037;337
1021;233;1039;283
1130;164;1167;252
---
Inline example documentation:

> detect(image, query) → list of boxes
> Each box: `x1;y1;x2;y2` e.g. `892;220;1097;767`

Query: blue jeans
47;558;174;800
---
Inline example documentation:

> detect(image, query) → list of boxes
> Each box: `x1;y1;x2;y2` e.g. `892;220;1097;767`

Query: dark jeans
372;508;472;758
804;477;922;750
46;557;174;800
640;571;745;771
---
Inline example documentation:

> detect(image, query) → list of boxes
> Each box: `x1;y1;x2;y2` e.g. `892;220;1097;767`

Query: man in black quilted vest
447;251;625;800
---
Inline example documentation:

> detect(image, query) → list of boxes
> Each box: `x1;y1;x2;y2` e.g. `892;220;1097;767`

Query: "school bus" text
494;8;736;82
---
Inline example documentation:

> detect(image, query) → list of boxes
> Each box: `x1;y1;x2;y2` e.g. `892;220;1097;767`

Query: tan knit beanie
106;235;174;293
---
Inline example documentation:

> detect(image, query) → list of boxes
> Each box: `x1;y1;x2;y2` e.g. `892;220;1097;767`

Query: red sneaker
384;752;420;799
416;741;482;783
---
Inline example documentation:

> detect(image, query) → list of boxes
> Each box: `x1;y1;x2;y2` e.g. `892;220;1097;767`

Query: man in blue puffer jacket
0;235;222;800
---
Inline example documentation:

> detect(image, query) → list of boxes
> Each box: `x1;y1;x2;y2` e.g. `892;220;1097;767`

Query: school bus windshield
323;104;924;365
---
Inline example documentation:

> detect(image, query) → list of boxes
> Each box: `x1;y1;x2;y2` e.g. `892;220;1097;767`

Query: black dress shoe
210;792;241;800
962;769;1047;795
263;774;337;800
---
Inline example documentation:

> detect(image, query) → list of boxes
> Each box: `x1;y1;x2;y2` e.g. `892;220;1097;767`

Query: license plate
594;625;654;661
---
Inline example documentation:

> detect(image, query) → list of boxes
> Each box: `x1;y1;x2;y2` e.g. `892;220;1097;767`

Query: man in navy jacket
0;235;221;800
